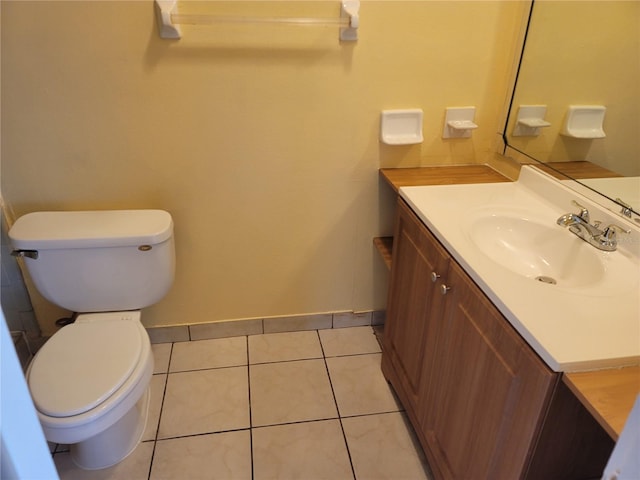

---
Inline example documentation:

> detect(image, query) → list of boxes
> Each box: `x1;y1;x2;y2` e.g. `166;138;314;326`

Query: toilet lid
28;320;143;418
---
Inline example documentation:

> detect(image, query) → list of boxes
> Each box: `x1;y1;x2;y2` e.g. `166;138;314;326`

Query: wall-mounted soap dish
561;105;606;139
513;105;551;137
380;109;424;145
442;107;477;139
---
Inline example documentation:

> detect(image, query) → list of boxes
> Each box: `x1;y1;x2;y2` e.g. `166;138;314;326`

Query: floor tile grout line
147;342;173;480
168;363;249;375
165;350;383;376
50;326;410;477
246;335;255;480
151;409;406;442
250;356;323;367
249;351;382;367
316;329;357;480
341;408;405;420
154;426;252;443
146;411;408;451
151;326;391;478
252;415;341;430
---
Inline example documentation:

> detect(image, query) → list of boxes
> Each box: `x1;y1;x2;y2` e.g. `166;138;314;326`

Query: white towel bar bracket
339;1;359;41
155;0;181;39
154;0;360;42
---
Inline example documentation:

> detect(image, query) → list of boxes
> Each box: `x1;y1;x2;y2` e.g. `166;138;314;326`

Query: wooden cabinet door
383;199;449;418
422;261;555;480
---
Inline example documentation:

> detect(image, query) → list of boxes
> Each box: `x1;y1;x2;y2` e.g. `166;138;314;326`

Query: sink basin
468;213;605;288
400;166;640;372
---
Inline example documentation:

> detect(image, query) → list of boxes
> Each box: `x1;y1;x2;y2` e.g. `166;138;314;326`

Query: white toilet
9;209;175;470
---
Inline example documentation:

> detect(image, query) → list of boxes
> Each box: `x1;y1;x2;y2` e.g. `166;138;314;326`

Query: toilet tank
8;210;175;313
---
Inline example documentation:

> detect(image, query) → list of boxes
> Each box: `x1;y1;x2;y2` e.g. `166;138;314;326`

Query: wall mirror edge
502;0;640;218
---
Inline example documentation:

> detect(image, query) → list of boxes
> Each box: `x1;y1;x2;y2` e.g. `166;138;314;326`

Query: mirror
504;1;640;216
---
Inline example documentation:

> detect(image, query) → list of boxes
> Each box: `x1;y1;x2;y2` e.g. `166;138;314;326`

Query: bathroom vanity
377;165;639;479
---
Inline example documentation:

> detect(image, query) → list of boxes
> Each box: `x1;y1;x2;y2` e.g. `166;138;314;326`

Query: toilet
9;209;175;470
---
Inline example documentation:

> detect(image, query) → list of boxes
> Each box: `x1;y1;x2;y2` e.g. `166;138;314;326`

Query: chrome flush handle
11;249;39;260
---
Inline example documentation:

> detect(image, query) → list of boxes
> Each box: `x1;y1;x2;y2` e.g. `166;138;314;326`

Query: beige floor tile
319;326;381;357
151;343;172;374
142;374;166;441
253;419;353;480
250;359;338;426
169;336;247;372
342;412;432;480
158;367;249;438
150;430;252;480
248;330;323;364
326;353;401;417
54;441;154;480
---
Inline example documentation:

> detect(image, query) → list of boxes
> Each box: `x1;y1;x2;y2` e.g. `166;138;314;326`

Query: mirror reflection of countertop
578;176;640;214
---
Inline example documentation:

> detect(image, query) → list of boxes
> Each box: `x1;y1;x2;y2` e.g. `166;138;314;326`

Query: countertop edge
380;164;512;192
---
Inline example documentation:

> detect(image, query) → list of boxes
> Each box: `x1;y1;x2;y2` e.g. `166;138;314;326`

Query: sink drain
535;275;557;285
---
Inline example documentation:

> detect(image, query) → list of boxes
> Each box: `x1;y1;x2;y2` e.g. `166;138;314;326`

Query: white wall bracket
155;0;181;39
513;105;551;137
443;107;478;139
340;1;360;42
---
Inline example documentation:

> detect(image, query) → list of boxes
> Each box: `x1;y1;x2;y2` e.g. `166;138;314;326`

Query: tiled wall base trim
147;311;386;344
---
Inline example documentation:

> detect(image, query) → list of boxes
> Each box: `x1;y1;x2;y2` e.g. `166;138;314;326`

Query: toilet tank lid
9;210;173;250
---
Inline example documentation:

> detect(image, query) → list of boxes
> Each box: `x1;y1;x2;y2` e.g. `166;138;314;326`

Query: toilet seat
28;315;144;418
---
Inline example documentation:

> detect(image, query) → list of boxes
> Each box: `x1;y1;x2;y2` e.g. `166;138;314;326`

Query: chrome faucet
616;197;633;218
557;200;630;252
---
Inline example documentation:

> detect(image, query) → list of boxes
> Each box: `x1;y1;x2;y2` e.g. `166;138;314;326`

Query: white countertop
400;166;640;372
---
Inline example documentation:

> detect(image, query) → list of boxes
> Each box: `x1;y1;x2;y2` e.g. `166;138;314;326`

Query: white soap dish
442;107;477;138
513;105;551;137
380;109;424;145
561;105;606;139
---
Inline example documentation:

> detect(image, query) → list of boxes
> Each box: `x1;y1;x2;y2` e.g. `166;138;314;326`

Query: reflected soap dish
561;105;606;139
380;109;424;145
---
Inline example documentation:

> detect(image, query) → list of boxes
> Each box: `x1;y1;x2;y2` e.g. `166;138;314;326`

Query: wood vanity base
381;198;614;479
378;165;636;479
526;380;615;479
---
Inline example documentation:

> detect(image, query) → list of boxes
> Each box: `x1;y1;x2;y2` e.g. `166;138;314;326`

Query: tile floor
51;326;432;479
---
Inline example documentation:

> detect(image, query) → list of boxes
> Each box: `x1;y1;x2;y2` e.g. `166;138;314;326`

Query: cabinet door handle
440;284;451;295
431;272;441;283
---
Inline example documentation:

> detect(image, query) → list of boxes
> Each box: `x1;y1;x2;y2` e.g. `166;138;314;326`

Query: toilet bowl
27;312;154;469
9;209;175;470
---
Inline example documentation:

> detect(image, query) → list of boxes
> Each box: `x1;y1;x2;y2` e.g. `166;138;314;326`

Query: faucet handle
616;198;633;218
602;224;631;238
571;200;590;222
599;223;631;249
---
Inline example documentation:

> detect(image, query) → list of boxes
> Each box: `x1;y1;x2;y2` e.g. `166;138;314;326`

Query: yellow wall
1;1;527;335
